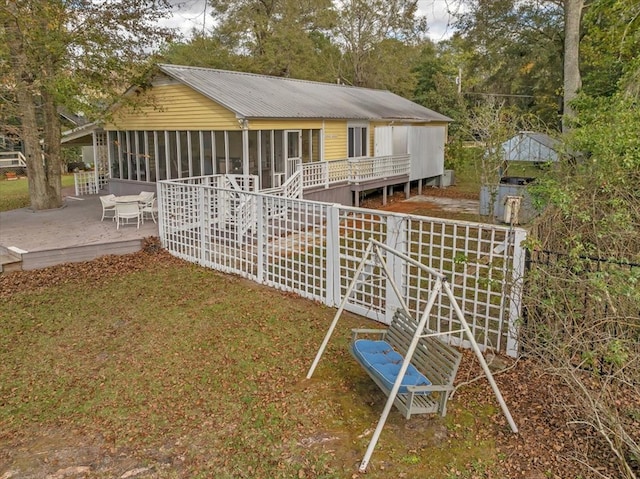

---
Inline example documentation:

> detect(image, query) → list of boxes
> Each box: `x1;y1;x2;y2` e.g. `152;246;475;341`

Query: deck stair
0;247;23;273
0;151;27;169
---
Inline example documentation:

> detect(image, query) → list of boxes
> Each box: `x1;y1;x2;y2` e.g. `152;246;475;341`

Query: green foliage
581;0;640;97
452;0;563;128
162;0;428;93
0;1;175;209
170;0;339;81
412;41;466;127
532;95;640;258
523;92;640;477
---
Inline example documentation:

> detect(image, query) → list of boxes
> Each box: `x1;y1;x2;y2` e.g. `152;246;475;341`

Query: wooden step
0;254;22;273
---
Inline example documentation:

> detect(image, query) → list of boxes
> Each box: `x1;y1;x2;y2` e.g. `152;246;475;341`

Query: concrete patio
0;194;158;272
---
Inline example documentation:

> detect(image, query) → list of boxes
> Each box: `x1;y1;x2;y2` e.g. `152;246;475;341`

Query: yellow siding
323;120;348;160
249;119;325;130
107;84;240;131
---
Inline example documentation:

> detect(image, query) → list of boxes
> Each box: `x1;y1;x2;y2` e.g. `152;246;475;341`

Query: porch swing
306;239;518;473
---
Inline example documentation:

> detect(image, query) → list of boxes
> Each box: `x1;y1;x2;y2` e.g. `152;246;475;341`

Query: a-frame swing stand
306;239;518;473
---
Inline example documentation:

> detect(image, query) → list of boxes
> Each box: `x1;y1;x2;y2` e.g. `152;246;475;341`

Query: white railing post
199;186;207;266
323;161;329;188
325;204;341;307
506;227;528;357
384;215;407;323
256;195;265;283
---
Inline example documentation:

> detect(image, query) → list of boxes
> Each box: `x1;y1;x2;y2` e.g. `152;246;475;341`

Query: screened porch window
107;127;323;185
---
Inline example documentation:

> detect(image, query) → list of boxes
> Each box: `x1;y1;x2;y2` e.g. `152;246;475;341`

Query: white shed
501;131;560;163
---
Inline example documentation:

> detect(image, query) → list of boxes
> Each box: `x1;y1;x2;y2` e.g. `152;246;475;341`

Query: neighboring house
65;64;452;206
2;107;92;172
501;131;560;164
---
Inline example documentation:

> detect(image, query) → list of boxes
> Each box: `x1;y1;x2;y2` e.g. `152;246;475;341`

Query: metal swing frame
306;238;518;472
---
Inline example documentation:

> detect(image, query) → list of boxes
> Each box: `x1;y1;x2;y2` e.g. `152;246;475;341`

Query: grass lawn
0;251;504;478
0;173;76;212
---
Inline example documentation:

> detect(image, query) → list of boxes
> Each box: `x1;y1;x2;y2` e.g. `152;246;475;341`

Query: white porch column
242;127;249;175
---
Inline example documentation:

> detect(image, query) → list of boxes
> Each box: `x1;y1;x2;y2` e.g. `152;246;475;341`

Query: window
227;131;242;173
215;131;226;174
191;131;201;176
203;132;213;175
147;132;156;182
167;131;178;179
248;131;259;176
301;129;322;163
179;131;189;177
311;130;321;162
348;125;368;158
108;132;120;179
136;131;146;181
156;131;167;180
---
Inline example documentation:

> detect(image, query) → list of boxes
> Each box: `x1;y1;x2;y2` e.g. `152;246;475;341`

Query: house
2;107;93;173
65;64;452;206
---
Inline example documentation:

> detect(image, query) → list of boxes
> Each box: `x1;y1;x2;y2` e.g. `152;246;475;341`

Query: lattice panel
335;209;390;319
158;177;527;356
403;218;517;352
261;195;329;302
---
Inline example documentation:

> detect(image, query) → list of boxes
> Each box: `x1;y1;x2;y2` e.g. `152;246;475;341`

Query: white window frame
347;123;369;158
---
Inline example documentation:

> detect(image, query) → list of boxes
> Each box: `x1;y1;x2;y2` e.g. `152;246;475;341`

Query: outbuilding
501;131;560;164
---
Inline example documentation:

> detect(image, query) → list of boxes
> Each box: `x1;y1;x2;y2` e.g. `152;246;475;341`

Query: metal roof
157;64;452;122
521;131;560;151
501;131;561;162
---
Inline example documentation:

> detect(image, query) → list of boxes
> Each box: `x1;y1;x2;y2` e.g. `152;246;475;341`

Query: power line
463;91;559;99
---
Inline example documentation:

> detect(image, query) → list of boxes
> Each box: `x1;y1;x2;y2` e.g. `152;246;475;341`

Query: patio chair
139;191;155;203
141;197;158;224
99;194;117;221
115;202;141;230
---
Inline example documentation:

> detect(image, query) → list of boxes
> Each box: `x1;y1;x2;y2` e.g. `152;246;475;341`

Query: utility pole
457;67;462;95
202;0;207;34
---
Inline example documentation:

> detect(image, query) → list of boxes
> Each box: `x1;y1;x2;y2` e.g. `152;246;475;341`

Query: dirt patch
361;185;487;223
0;427;171;479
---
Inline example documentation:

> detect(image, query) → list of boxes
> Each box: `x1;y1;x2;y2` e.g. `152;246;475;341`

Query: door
285;130;302;181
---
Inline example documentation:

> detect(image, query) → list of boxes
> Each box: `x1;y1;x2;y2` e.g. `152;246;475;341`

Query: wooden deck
0;195;158;272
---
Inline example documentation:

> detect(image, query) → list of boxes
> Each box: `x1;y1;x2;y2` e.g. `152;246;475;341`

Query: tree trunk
5;8;63;210
562;0;583;132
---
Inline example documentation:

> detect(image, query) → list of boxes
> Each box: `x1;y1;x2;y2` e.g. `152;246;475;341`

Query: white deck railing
158;176;528;357
261;170;303;199
0;151;27;168
302;154;410;189
74;170;110;196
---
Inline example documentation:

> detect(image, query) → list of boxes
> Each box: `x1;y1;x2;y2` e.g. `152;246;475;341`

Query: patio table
114;194;144;203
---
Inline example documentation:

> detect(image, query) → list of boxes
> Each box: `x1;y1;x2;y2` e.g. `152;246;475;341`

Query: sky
162;0;460;43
